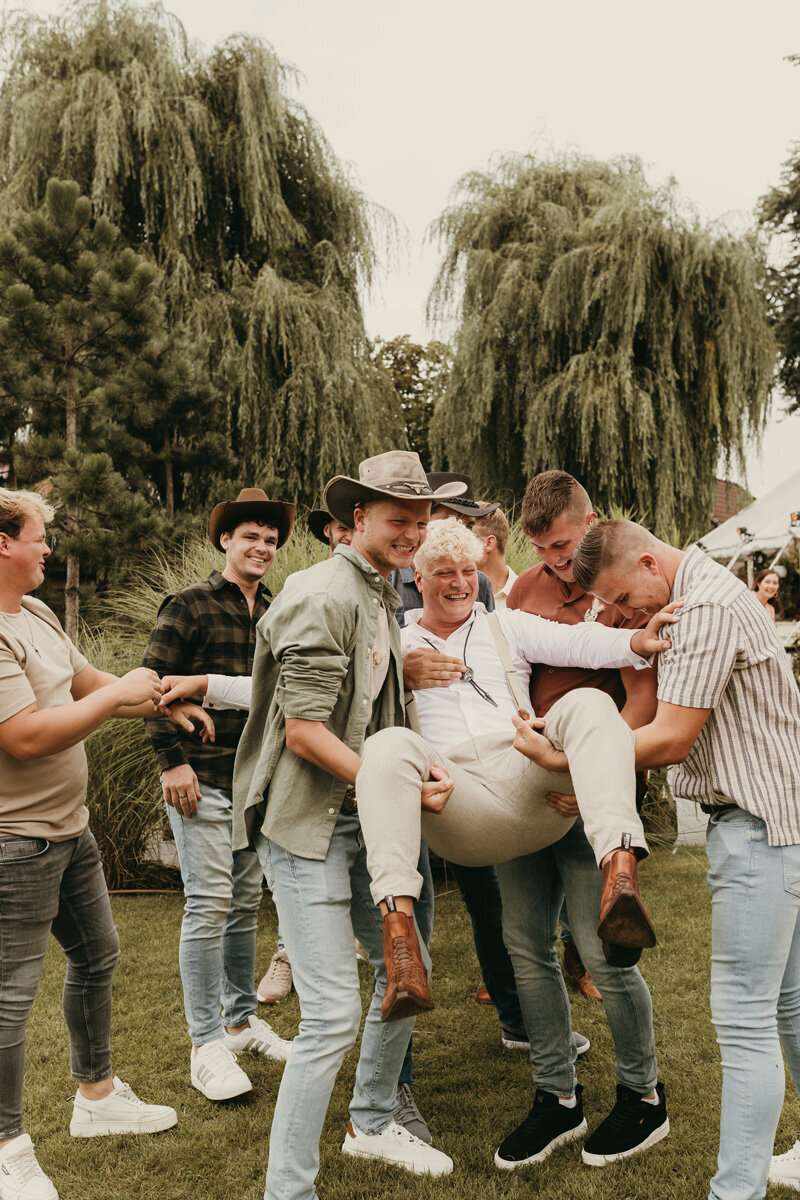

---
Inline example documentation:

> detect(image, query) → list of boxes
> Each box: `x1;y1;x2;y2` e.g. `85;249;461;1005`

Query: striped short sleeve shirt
658;546;800;846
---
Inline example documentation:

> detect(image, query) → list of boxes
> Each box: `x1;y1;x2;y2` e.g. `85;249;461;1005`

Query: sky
15;0;800;501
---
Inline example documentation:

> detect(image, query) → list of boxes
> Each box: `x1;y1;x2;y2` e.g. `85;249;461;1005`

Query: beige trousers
356;688;647;905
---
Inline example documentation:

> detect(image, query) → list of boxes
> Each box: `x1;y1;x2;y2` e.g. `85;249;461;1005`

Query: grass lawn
21;845;800;1199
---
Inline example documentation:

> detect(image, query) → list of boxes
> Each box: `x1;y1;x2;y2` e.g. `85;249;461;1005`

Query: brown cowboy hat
426;473;500;518
307;508;352;545
208;488;295;551
323;451;466;526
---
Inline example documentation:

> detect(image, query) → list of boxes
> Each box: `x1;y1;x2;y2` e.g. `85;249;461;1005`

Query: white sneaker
223;1014;293;1062
770;1138;800;1190
69;1077;177;1137
0;1135;57;1200
341;1119;453;1177
191;1040;252;1100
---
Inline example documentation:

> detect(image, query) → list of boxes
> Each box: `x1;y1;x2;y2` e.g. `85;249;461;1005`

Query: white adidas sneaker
223;1014;293;1062
769;1138;800;1190
191;1040;252;1101
0;1134;57;1200
341;1119;453;1176
69;1077;177;1137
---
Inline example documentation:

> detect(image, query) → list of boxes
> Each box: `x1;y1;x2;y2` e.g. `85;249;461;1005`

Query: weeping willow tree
0;0;401;502
428;154;775;539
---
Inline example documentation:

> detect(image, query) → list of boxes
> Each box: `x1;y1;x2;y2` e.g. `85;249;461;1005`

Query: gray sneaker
393;1083;432;1145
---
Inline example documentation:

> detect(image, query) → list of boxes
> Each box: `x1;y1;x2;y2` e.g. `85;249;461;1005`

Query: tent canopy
696;469;800;560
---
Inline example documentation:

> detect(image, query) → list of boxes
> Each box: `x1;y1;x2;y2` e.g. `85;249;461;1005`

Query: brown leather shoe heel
563;940;603;1000
597;848;656;951
381;911;434;1023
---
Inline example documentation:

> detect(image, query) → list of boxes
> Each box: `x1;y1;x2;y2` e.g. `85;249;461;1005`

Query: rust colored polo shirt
506;562;642;716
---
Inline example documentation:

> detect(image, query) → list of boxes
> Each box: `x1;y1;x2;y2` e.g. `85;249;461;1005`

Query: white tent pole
769;539;793;570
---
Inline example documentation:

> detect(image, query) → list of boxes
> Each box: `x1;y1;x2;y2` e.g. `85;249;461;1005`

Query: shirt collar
541;562;587;605
206;570;271;599
333;544;401;614
405;602;486;640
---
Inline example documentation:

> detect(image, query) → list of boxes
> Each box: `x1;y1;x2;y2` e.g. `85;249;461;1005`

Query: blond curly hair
0;489;56;538
414;517;485;572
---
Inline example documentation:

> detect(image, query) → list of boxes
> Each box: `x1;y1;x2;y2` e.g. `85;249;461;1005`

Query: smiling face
220;520;279;582
416;556;479;629
756;572;780;601
324;518;354;551
353;498;431;577
529;510;598;583
0;514;52;596
591;554;672;619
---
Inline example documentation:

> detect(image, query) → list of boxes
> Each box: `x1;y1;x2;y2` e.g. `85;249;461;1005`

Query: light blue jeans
168;782;263;1045
707;809;800;1200
496;819;657;1097
257;813;429;1200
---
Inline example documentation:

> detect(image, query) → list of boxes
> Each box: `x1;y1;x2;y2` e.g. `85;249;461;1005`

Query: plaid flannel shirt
142;571;270;791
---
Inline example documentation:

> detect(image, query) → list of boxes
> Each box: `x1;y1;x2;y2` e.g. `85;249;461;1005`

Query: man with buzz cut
565;519;800;1200
143;487;295;1103
497;471;665;1168
232;452;459;1200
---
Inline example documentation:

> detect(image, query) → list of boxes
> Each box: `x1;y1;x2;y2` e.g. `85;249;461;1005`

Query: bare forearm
10;689;123;760
634;722;683;770
285;719;361;784
620;694;658;731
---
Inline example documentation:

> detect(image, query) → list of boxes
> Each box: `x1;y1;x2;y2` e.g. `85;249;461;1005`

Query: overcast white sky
17;0;800;499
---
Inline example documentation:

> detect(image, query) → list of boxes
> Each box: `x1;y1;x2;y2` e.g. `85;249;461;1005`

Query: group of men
0;447;799;1200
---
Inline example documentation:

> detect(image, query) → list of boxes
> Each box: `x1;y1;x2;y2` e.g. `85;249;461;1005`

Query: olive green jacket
232;545;404;859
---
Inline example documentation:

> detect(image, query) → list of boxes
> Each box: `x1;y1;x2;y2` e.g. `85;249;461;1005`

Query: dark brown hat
324;451;466;526
307;509;354;545
427;473;500;518
208;488;295;551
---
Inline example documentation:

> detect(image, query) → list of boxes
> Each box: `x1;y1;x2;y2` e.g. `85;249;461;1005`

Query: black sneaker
494;1085;587;1169
582;1081;669;1166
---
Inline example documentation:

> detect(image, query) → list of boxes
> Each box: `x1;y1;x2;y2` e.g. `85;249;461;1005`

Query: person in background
143;488;295;1104
752;568;780;621
472;505;517;609
0;489;195;1200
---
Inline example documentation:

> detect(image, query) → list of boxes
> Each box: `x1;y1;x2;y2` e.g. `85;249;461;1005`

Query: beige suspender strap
405;690;423;735
484;612;531;720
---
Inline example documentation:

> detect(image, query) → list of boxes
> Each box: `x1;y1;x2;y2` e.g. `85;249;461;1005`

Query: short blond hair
414;517;484;572
472;506;509;555
0;489;56;538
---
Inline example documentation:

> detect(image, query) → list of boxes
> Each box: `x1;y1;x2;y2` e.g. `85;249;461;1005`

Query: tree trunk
164;429;174;521
64;329;80;639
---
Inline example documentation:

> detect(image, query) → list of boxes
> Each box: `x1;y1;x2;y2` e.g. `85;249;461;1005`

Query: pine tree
428;154;775;538
0;1;403;501
0;178;166;635
371;335;452;468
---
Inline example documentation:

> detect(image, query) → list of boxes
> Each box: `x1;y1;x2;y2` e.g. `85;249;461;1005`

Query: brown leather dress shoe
597;845;656;961
381;911;434;1022
563;940;603;1000
476;984;492;1005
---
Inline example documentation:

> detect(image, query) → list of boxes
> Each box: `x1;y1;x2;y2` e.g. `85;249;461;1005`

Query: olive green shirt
232;545;404;859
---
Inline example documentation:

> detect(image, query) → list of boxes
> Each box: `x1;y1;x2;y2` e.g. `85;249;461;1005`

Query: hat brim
208;500;296;551
323;477;467;527
307;510;340;545
433;499;501;518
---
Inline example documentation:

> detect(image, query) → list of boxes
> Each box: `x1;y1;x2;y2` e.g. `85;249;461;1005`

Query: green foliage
371;335;452;467
760;57;800;417
429;153;776;540
0;1;402;500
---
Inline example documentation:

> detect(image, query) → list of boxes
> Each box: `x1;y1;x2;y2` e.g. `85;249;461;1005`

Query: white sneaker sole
256;991;283;1004
191;1072;252;1101
341;1138;453;1177
70;1110;177;1137
581;1117;670;1166
494;1118;588;1169
768;1172;800;1190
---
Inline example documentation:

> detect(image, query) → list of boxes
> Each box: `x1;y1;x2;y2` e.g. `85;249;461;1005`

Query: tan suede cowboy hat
426;473;500;518
208;488;295;550
324;451;467;526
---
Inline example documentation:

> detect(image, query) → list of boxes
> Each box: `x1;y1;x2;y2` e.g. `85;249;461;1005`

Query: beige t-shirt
0;596;90;841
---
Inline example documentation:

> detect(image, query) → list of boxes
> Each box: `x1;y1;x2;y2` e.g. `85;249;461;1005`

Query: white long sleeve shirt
405;603;649;753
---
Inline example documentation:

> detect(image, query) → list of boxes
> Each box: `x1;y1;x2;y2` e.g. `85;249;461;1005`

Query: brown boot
563;940;603;1000
381;911;434;1023
597;844;656;960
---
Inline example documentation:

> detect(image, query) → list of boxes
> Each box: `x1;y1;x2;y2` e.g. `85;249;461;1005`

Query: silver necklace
420;619;498;708
17;608;41;657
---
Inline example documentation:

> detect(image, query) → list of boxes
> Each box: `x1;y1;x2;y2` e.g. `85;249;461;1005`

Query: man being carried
143;488;294;1102
562;520;800;1200
355;518;675;1028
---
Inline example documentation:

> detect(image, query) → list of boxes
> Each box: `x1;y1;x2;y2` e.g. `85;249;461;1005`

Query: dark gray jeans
0;826;120;1138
